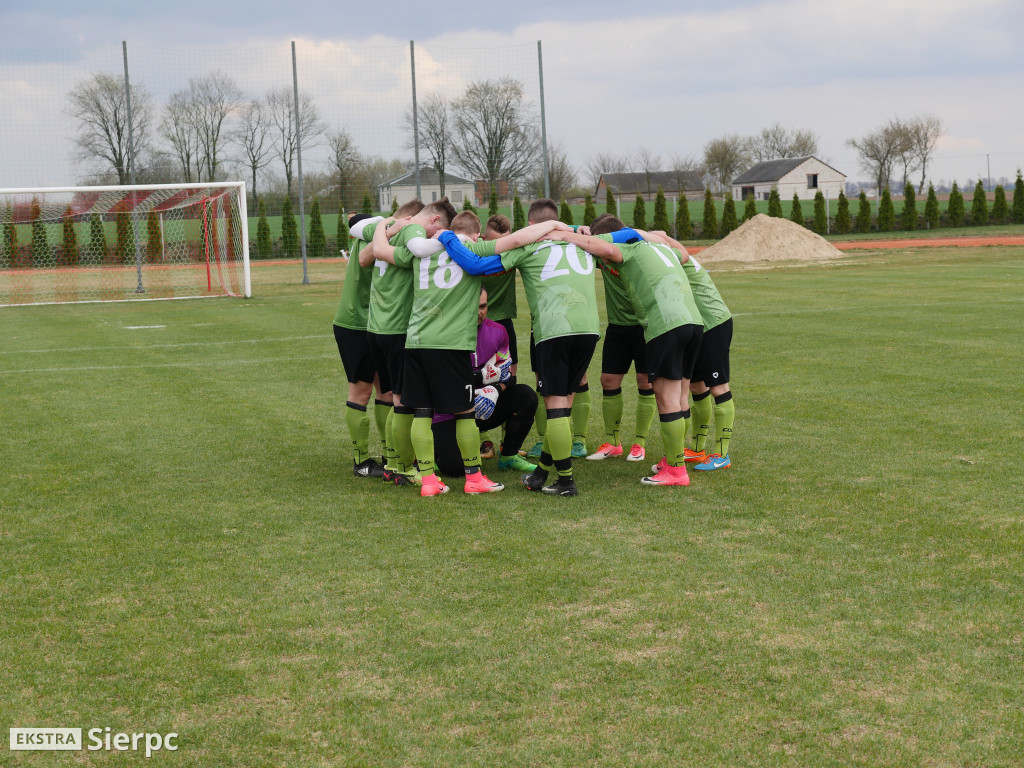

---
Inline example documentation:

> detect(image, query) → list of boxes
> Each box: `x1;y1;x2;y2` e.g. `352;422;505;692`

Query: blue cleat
570;441;587;459
692;453;731;471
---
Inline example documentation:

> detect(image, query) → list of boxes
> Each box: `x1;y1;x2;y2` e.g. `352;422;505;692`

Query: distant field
2;246;1023;766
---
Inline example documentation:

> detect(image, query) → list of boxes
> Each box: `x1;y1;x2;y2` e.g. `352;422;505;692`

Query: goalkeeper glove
474;386;499;420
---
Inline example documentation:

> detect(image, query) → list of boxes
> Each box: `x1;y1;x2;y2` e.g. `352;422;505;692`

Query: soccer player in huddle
438;199;606;496
431;286;540;478
639;230;735;471
556;217;704;487
335;202;424;479
352;198;456;486
586;213;658;464
371;208;568;496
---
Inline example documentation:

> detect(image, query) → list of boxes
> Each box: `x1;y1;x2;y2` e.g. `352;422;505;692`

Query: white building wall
733;158;846;202
380;183;474;210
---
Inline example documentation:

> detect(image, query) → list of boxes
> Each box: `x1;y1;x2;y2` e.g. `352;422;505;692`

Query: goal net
0;182;250;306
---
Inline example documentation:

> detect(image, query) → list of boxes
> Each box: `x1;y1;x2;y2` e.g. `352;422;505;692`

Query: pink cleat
640;464;690;486
586;442;623;460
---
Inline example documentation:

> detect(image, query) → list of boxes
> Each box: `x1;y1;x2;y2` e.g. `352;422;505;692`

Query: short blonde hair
451;210;481;237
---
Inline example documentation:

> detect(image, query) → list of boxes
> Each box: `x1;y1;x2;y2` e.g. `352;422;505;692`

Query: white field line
124;325;167;330
0;353;333;376
0;334;325;356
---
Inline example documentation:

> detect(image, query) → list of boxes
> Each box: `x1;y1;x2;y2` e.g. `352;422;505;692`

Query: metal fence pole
411;41;421;202
537;41;550;199
292;41;309;285
123;41;144;294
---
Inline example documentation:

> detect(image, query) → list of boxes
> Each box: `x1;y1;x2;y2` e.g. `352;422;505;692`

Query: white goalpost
0;181;251;307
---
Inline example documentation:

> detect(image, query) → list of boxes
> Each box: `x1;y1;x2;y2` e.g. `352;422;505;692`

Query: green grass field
2;246;1023;766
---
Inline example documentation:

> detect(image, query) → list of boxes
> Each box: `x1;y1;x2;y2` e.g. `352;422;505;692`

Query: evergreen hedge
901;182;917;231
835;191;850;234
702;189;717;238
971;180;988;226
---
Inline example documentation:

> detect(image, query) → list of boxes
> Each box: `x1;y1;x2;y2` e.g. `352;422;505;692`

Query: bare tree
326;128;360;208
66;72;153;184
532;141;577;200
232;99;273;203
636;146;662;194
190;71;243;182
909;114;944;193
404;93;453;196
450;78;540;190
703;134;750;190
161;90;202;182
746;123;820;162
848;120;905;192
583;151;633;190
265;87;327;198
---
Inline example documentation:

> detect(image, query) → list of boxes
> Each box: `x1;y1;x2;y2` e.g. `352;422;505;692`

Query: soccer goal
0;182;250;307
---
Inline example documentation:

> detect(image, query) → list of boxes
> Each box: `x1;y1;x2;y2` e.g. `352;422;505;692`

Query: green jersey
406;237;496;350
614;241;701;342
681;254;731;331
333;235;373;330
597;260;641;326
500;239;599;343
481;270;517;321
366;223;426;335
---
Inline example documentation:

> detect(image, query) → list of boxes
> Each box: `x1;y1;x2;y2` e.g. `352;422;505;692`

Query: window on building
807;174;819;189
431;191;438;202
741;186;755;200
451;190;463;203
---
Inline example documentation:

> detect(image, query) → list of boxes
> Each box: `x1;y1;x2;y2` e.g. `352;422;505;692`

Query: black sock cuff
553;457;573;472
455;412;475;421
659;411;684;423
682;408;691;419
692;390;712;402
638;388;654;397
576;383;589;393
413;408;433;418
547;408;571;420
603;387;622;397
714;391;733;405
346;401;367;412
374;398;391;407
393;405;415;415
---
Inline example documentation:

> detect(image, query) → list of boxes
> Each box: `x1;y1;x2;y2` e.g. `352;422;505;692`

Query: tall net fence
0;41;546;267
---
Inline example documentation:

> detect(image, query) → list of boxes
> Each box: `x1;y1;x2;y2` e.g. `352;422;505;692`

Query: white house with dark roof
732;156;846;202
378;167;476;210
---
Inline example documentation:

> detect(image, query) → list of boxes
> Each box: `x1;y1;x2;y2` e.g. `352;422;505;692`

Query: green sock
660;411;688;467
345;401;370;463
571;386;591;444
383;409;398;471
547;415;573;463
410;416;435;476
392;409;416;475
713;394;735;457
534;391;547;443
691;391;713;452
634;389;656;448
373;399;391;453
455;415;482;474
602;388;623;446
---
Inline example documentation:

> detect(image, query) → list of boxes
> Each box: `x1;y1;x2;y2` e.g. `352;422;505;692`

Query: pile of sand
697;214;844;264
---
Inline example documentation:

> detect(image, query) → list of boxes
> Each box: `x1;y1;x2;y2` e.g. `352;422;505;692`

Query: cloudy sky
2;0;1023;190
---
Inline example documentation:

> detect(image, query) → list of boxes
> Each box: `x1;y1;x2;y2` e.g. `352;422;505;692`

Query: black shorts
601;323;646;376
333;324;375;384
367;332;406;395
692;318;732;386
528;329;537;373
495;317;519;366
534;335;598;397
402;348;474;413
645;324;703;382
